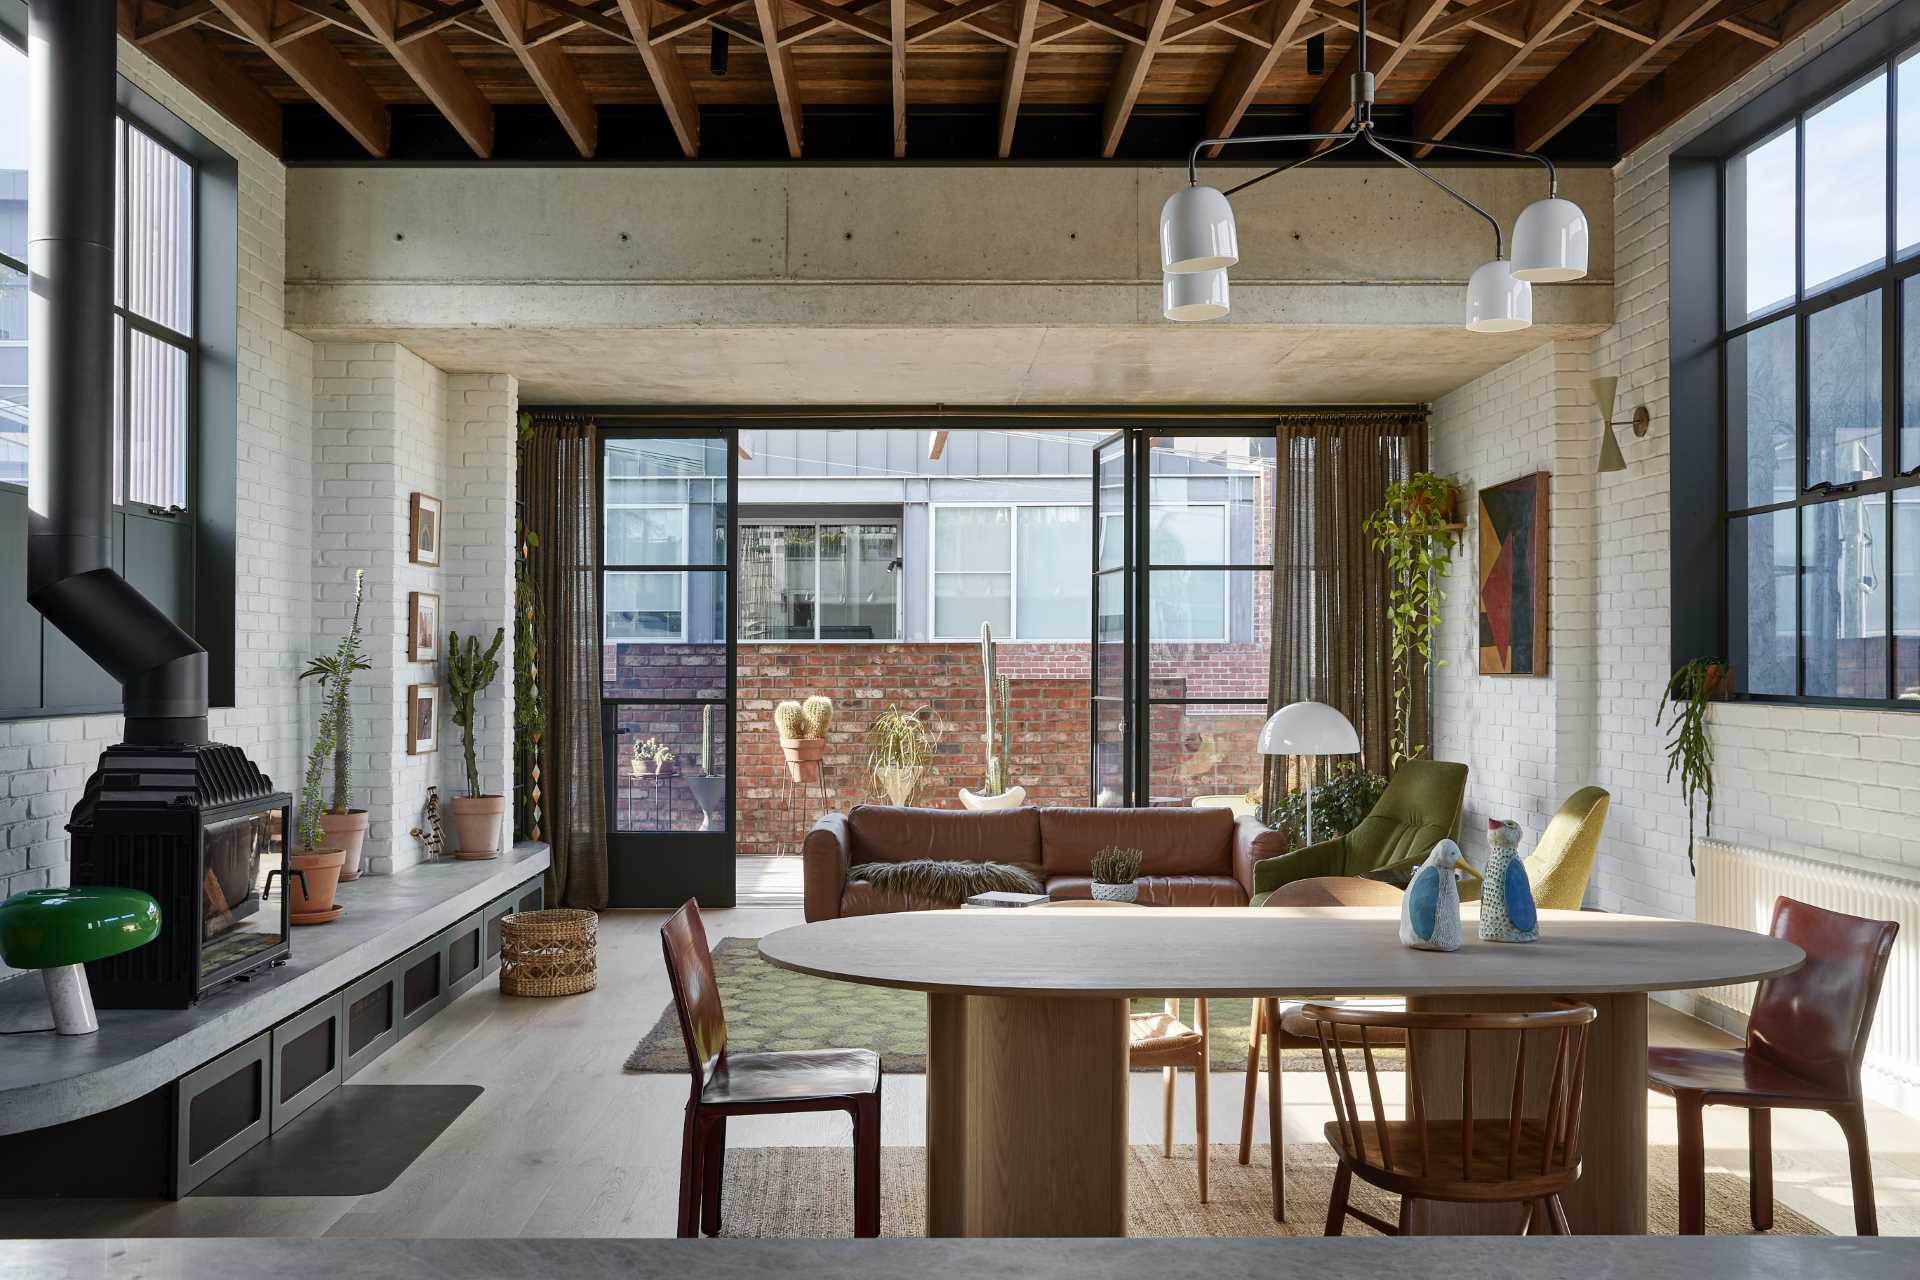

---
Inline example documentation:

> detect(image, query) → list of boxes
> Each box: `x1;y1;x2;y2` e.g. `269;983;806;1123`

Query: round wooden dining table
759;904;1803;1238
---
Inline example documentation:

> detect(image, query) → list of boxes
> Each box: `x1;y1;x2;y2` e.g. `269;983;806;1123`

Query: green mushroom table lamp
0;887;161;1035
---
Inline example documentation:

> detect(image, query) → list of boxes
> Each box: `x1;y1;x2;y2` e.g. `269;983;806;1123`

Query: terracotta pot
449;794;506;859
631;758;652;777
317;809;370;881
289;847;345;918
781;736;826;783
1702;662;1734;701
1405;484;1458;523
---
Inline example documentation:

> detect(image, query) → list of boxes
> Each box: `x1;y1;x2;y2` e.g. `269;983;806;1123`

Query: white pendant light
1160;185;1238;273
1511;197;1590;282
1162;268;1229;322
1465;259;1531;333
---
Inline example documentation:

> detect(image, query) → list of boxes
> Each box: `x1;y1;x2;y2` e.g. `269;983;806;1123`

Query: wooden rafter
891;0;908;157
782;0;892;42
755;0;805;157
1203;0;1320;158
614;0;701;156
1100;0;1181;156
1619;0;1846;152
654;0;751;41
209;0;390;156
132;0;220;44
119;0;282;154
1411;0;1586;154
1165;0;1271;43
998;0;1042;157
781;0;890;45
397;2;487;44
907;0;1003;42
1574;0;1655;41
1044;0;1149;43
1308;0;1452;136
1420;0;1527;41
1512;0;1722;151
340;0;494;158
483;0;599;157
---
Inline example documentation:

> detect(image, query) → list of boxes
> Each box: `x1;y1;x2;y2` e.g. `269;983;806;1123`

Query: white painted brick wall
0;40;316;980
1434;0;1918;922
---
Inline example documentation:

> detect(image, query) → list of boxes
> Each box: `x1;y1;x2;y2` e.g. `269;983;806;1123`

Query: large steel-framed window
1719;46;1920;707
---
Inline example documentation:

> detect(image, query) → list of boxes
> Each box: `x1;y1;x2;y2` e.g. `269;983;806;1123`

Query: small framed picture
409;492;442;566
409;591;439;663
407;684;440;755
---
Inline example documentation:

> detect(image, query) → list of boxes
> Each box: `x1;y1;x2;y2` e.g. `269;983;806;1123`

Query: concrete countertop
0;843;549;1136
1;1236;1913;1280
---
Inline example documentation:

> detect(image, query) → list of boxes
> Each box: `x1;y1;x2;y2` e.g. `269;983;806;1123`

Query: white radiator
1694;839;1920;1115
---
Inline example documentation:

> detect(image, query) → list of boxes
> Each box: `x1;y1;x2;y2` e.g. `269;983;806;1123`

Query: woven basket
499;909;598;997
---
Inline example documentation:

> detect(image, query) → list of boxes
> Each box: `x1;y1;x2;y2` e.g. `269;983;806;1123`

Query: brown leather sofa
802;804;1286;921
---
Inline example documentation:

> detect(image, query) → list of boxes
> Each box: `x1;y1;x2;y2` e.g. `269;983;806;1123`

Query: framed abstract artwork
409;492;442;566
407;683;440;755
1477;472;1549;676
408;591;439;663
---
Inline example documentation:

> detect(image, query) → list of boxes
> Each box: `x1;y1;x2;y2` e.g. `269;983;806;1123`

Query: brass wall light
1590;376;1650;474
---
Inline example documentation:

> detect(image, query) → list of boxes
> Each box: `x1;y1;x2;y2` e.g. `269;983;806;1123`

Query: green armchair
1250;759;1468;904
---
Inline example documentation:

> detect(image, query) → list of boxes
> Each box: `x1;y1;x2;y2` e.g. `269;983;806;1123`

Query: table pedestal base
926;992;1129;1237
1403;991;1648;1235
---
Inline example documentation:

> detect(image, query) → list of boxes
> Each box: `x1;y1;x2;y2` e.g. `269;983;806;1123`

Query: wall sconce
1590;376;1650;474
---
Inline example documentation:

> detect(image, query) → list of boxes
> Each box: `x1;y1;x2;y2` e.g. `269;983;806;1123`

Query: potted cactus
960;623;1027;810
775;695;832;783
684;705;725;830
445;626;507;859
299;570;371;879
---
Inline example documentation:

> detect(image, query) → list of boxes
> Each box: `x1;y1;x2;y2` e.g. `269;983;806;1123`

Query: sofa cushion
1038;806;1235;877
846;804;1041;865
1046;874;1249;907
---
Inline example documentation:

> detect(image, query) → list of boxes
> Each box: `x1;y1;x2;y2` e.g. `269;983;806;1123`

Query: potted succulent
869;704;936;806
775;695;833;783
653;743;677;777
299;569;371;879
631;736;660;777
445;627;508;859
1363;471;1464;765
1090;846;1144;904
1656;657;1727;875
684;705;725;830
960;623;1027;810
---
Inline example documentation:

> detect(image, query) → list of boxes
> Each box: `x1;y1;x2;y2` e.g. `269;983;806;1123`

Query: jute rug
706;1142;1827;1238
626;937;1390;1074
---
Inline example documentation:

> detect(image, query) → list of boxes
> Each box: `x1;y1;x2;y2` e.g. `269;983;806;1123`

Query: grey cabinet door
175;1031;272;1196
271;993;344;1131
444;910;484;999
342;957;403;1080
397;934;449;1037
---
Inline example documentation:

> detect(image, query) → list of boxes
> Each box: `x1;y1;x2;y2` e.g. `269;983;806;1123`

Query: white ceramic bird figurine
1479;818;1539;943
1399;839;1465;952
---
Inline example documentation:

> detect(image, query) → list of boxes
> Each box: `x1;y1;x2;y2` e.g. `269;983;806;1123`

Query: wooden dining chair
1238;875;1405;1220
661;901;882;1238
1044;898;1212;1201
1647;896;1899;1235
1305;999;1597;1236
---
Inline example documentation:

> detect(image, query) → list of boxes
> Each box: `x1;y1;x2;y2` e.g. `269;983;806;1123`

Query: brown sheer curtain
1262;410;1428;815
520;415;608;909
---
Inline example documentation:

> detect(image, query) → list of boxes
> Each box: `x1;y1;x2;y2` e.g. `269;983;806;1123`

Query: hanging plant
1656;657;1729;875
1363;471;1463;766
513;411;545;842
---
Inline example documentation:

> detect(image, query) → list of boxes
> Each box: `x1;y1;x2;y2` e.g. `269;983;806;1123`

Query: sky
0;38;24;173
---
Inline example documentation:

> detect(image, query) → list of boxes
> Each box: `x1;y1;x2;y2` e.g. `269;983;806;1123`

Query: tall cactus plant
299;569;369;818
980;622;1013;796
446;627;506;799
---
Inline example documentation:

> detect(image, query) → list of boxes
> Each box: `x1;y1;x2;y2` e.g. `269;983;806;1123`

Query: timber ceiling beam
892;0;908;156
209;0;390;156
997;0;1041;157
1618;0;1847;153
615;0;701;157
1512;0;1723;151
1421;0;1527;41
1411;0;1586;153
1307;0;1452;135
119;0;282;155
1100;0;1182;156
1164;0;1270;42
397;1;486;43
782;0;893;42
1203;0;1320;157
340;0;494;157
754;0;806;157
483;0;599;157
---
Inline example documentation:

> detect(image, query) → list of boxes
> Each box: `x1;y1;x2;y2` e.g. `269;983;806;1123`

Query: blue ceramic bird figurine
1399;839;1465;952
1478;818;1539;943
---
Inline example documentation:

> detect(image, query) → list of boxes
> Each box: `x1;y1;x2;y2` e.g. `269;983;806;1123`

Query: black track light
710;28;729;77
1306;33;1324;76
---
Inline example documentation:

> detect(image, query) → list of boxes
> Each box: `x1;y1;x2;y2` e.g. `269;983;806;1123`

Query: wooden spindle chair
1305;999;1598;1236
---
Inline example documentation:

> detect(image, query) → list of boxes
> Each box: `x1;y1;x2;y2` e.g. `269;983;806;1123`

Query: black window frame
1671;0;1920;712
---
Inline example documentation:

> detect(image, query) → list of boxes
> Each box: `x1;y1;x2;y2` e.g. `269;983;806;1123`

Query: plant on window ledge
1363;472;1463;766
869;704;938;806
961;623;1026;811
445;627;507;859
298;569;371;880
1656;657;1728;875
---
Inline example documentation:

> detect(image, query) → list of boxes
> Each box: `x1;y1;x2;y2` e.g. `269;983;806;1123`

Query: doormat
194;1084;482;1198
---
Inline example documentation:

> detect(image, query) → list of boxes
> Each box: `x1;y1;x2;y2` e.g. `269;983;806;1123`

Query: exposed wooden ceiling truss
117;0;1844;162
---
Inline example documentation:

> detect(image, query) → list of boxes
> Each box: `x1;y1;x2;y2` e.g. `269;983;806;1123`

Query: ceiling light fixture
1158;0;1586;328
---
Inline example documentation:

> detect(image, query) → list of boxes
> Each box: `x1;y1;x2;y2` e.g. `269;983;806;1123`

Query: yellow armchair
1529;786;1609;910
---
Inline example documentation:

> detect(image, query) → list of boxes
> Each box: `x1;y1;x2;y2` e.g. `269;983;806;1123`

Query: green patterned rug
625;936;1370;1074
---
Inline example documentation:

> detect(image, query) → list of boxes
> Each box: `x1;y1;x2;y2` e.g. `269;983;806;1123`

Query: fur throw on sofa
847;858;1043;905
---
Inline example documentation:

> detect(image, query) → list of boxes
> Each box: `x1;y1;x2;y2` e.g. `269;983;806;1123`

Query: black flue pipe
27;0;207;745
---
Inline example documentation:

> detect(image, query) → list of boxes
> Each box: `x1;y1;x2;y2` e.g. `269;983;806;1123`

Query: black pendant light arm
1361;129;1504;260
1368;131;1561;198
1186;131;1355;187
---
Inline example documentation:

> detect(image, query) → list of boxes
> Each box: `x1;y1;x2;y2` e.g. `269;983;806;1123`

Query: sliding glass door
599;429;737;907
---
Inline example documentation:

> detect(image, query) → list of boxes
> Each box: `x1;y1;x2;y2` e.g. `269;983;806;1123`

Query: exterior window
931;504;1093;641
1720;58;1920;704
740;520;900;641
604;571;686;643
1;36;27;487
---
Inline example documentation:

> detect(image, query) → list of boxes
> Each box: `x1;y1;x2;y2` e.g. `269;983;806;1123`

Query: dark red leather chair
661;901;881;1237
1648;896;1898;1235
